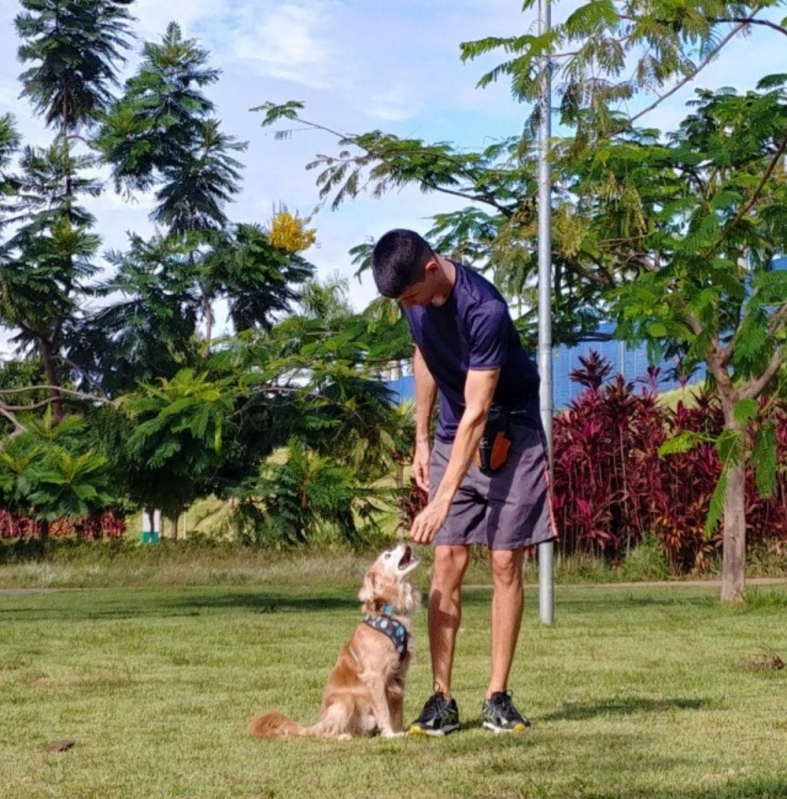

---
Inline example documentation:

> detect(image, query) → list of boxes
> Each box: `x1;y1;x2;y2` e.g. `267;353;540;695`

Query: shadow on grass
555;592;718;613
0;589;368;621
587;778;787;799
0;584;498;622
541;696;707;721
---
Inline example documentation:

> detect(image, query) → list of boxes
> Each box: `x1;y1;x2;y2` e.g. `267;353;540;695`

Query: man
371;229;555;736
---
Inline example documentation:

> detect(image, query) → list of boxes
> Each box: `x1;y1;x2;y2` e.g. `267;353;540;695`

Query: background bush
553;352;787;574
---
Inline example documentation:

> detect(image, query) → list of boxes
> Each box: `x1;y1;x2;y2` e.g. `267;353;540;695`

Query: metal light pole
537;0;555;625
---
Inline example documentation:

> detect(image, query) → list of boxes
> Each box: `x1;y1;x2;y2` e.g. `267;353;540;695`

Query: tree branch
741;347;786;400
611;18;753;136
0;404;27;436
704;129;787;261
0;385;108;402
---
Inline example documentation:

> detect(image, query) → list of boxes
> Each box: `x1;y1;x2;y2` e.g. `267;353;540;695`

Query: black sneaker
481;691;531;733
407;692;461;736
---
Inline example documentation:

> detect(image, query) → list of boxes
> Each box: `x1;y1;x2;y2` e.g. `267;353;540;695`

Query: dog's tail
249;711;313;738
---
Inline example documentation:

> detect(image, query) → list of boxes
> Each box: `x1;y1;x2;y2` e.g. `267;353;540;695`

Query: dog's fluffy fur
249;543;421;739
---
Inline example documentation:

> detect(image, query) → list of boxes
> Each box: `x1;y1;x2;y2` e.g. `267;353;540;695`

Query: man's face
397;260;437;309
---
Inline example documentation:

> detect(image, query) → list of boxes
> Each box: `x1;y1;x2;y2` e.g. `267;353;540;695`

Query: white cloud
220;3;333;88
131;0;224;39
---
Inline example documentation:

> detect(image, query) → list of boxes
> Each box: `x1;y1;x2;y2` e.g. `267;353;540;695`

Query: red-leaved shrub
553;352;787;573
0;511;127;540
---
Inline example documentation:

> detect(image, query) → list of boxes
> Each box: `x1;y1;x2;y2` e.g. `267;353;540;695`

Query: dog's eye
384;553;391;559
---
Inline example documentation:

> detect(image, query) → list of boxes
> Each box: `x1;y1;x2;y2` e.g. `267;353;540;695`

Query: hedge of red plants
0;511;127;540
552;352;787;573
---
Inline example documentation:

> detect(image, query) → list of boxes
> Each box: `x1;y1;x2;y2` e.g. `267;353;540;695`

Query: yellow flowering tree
268;206;317;253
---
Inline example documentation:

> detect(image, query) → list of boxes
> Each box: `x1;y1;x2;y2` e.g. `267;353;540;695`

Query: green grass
1;555;787;799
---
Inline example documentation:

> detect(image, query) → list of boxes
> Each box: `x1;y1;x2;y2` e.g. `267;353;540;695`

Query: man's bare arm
412;346;437;491
410;367;500;544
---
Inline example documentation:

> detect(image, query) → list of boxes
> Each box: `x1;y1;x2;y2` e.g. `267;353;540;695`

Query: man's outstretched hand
409;498;450;545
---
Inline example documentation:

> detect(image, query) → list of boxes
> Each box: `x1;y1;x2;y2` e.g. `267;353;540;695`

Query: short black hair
371;229;435;298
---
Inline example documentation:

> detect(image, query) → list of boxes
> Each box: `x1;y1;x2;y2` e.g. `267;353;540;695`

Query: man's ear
423;257;439;277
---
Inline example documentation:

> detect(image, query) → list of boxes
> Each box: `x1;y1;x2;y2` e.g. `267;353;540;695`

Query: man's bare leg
486;548;525;699
429;544;469;697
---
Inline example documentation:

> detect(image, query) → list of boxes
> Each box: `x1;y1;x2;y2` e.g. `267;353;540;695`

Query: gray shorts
430;420;556;550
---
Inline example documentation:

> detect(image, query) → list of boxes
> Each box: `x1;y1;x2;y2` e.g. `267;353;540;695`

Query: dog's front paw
380;730;405;739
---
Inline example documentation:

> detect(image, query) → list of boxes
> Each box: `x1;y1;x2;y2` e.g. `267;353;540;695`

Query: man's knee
432;545;470;589
489;549;524;589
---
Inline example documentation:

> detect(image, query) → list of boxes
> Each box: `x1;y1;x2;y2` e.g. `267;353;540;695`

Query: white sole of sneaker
482;721;529;733
407;725;460;737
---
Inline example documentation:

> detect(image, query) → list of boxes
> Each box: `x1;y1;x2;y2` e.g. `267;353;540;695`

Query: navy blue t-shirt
403;262;540;442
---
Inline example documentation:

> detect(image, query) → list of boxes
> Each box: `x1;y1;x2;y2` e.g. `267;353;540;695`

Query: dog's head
358;543;421;616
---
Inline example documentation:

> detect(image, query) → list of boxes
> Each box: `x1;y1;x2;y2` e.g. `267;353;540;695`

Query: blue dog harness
362;605;408;660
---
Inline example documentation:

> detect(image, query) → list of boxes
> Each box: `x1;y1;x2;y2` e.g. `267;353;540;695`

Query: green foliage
15;0;136;133
25;448;112;522
0;2;414;545
0;409;113;526
752;420;778;498
0;136;102;419
658;429;707;456
203;223;314;332
112;369;240;520
67;232;203;395
236;438;384;547
97;20;245;234
618;534;670;581
461;1;786;138
0;113;20;225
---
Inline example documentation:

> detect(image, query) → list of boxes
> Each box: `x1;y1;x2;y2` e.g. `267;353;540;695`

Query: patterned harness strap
362;609;408;660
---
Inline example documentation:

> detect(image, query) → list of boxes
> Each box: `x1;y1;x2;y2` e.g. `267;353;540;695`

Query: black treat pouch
474;411;511;472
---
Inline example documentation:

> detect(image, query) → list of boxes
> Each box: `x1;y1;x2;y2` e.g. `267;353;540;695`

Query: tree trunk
720;458;746;603
709;354;749;604
40;337;64;422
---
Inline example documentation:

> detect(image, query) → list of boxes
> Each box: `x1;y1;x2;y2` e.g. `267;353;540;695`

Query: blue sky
1;0;785;324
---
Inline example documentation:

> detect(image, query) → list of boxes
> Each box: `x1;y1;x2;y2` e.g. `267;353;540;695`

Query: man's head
371;229;436;301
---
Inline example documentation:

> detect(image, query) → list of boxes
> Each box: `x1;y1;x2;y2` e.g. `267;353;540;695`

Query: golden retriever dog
249;542;421;739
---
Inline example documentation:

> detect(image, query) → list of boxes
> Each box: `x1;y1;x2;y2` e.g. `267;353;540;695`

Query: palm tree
111;368;239;537
155;119;246;235
0;143;100;419
203;223;314;335
97;21;223;199
65;232;202;396
0;114;20;229
15;0;136;136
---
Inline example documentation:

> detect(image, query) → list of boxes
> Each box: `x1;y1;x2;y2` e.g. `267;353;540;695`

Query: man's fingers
414;463;429;491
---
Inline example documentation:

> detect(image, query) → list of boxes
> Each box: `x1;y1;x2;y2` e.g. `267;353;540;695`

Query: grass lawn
1;555;787;799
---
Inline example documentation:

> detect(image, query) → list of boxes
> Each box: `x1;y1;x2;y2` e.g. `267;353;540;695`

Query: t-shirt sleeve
467;300;508;370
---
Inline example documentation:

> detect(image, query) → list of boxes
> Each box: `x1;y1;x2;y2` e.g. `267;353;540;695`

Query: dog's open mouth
397;544;419;572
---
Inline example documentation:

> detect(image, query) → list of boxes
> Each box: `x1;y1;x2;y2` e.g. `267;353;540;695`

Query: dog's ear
358;570;377;605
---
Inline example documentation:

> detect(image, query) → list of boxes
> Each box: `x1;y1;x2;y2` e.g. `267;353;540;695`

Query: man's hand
413;440;431;492
409;497;450;545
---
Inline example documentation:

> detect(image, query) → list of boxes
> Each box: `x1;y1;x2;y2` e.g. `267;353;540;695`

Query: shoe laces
423;692;451;717
488;690;517;714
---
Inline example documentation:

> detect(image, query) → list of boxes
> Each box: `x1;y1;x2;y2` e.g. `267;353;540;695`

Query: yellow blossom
268;206;317;253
